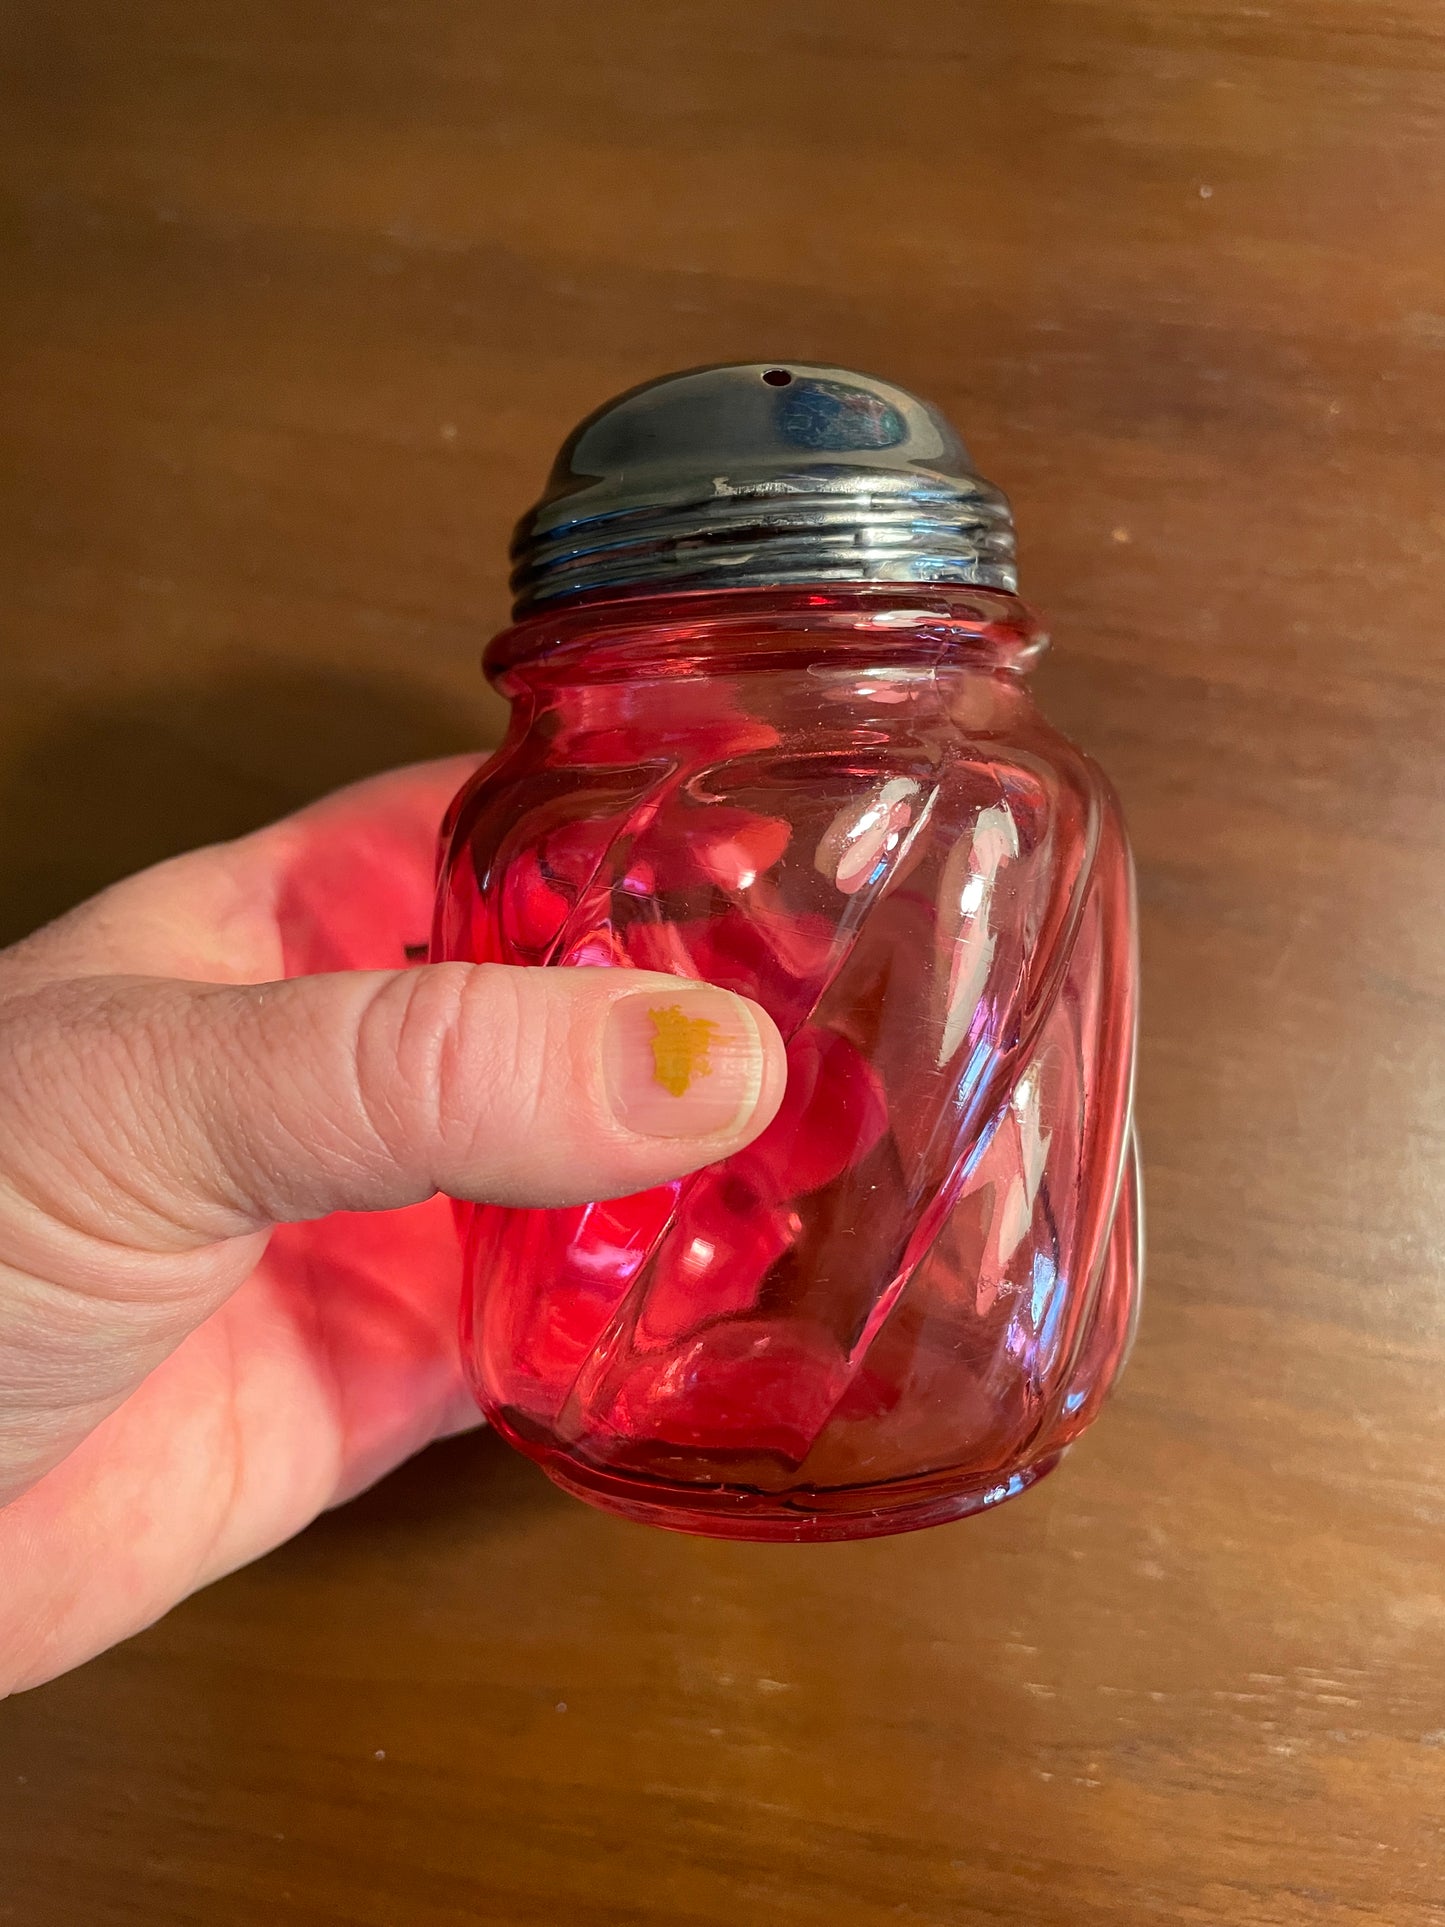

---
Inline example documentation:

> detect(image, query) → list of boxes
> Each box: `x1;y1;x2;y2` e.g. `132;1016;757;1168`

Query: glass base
536;1448;1065;1543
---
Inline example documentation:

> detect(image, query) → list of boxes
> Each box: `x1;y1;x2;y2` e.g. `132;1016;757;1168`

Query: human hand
0;757;785;1694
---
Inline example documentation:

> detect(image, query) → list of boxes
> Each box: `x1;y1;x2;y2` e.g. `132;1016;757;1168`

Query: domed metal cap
509;362;1017;613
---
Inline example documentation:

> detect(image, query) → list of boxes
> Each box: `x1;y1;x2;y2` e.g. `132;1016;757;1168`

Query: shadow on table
314;1425;563;1548
0;662;492;947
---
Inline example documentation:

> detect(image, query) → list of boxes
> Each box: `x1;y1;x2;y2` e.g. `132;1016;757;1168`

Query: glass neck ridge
484;585;1048;689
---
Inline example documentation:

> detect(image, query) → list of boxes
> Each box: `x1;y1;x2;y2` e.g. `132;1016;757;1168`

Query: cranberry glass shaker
432;363;1141;1541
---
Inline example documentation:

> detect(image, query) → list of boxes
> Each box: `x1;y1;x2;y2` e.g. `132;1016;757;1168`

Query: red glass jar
432;367;1141;1540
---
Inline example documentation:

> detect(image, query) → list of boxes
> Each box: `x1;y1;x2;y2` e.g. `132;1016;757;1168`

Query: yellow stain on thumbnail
649;1004;718;1097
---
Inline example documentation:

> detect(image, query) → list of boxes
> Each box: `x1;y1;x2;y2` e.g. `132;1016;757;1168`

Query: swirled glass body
432;589;1140;1540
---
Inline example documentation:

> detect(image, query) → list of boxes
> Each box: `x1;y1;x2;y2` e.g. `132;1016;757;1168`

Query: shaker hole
761;368;793;386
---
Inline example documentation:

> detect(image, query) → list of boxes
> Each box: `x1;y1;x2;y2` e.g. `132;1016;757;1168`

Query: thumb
0;965;788;1254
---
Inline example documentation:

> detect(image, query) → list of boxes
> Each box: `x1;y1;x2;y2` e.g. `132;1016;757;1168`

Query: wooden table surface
3;4;1445;1922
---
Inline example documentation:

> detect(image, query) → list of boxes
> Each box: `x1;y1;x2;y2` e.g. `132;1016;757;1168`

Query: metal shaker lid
508;362;1017;614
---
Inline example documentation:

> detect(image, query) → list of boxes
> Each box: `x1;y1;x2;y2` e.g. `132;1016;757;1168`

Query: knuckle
375;963;475;1143
427;963;561;1155
369;963;622;1202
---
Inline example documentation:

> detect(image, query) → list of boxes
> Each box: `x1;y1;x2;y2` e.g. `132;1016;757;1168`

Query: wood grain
3;3;1445;1921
